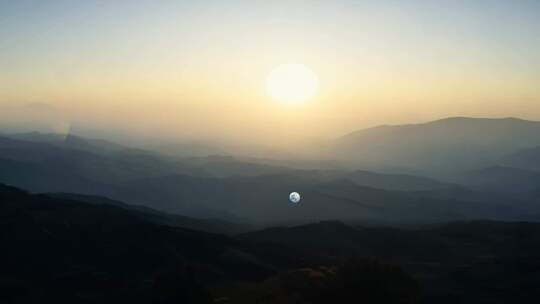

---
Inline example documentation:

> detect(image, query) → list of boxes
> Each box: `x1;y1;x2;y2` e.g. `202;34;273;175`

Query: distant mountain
154;141;227;157
0;156;110;194
463;166;540;193
344;170;454;191
2;132;484;224
0;133;206;188
1;130;539;225
333;117;540;174
10;132;130;155
500;145;540;171
178;155;292;177
178;157;456;191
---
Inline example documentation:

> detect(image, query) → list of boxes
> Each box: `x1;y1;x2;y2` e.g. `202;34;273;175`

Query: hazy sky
1;0;539;146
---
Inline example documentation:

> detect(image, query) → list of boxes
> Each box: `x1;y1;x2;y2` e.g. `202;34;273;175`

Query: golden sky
1;1;539;145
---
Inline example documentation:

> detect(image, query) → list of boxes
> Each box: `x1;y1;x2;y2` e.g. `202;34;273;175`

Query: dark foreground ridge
2;183;540;303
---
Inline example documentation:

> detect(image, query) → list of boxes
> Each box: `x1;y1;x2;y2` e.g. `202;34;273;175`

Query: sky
1;0;540;147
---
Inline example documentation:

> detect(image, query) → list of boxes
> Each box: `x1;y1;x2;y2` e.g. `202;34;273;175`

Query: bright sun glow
266;64;319;104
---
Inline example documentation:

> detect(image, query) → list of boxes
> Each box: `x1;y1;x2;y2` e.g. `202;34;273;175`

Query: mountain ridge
332;116;540;175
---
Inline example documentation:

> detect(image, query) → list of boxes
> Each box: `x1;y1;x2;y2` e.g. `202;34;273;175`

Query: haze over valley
2;115;540;225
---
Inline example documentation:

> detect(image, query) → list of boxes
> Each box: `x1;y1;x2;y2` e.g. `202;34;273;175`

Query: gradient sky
1;0;539;146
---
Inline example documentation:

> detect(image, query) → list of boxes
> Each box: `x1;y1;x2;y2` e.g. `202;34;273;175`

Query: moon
267;64;318;104
289;192;301;204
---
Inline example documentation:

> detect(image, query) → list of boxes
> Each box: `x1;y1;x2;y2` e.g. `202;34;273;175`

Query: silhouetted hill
242;219;540;260
240;220;448;261
241;220;540;303
0;183;271;303
333;117;540;174
0;183;426;303
0;184;263;273
212;260;420;304
3;183;540;303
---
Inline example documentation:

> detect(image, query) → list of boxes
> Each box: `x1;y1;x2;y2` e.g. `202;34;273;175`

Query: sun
266;64;319;104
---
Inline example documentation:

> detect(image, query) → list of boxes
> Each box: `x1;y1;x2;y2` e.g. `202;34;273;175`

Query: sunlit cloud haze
1;0;540;151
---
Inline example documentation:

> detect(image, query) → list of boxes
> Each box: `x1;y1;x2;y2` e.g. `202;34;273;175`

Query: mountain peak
427;116;532;125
